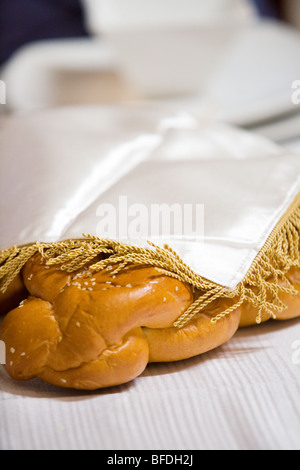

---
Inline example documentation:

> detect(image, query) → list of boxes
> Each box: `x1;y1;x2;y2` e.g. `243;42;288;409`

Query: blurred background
1;1;300;68
0;0;300;147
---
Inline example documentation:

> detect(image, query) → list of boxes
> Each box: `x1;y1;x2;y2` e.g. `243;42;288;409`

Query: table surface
0;134;299;450
1;20;300;450
1;317;300;450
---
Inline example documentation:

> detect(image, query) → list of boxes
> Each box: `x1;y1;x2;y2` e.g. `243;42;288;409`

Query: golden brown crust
1;255;195;390
144;299;241;363
1;253;299;390
39;328;150;390
0;296;61;380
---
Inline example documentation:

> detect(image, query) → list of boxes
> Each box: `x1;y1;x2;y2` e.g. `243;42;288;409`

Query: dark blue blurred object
250;0;282;18
0;0;285;68
0;0;89;66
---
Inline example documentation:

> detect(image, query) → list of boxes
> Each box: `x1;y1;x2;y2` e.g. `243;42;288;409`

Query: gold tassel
0;194;299;328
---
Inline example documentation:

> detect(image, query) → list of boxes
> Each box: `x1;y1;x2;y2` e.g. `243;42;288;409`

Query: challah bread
1;253;299;390
0;254;242;390
144;298;241;363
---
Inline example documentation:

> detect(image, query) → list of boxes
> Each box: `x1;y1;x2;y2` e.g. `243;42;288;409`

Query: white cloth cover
0;106;299;289
0;106;300;451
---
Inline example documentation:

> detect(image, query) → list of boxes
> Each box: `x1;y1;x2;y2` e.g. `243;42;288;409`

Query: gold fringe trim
0;194;299;328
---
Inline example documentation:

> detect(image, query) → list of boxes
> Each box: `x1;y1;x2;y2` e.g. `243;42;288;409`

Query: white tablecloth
0;108;300;451
1;318;300;450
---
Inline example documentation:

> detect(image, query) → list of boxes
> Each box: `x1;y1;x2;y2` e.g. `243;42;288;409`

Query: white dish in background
83;0;253;30
82;0;255;97
250;111;300;143
206;20;300;127
2;18;300;140
148;20;300;129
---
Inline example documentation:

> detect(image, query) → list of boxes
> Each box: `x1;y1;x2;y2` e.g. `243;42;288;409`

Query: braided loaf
0;254;241;390
0;254;299;390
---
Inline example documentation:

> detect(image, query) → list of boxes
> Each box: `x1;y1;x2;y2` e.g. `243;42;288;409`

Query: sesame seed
163;298;167;302
10;361;13;367
106;281;112;285
61;379;67;384
88;288;93;291
10;348;15;354
27;274;33;281
126;284;132;288
76;322;81;328
175;286;179;292
20;352;26;357
84;282;89;286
